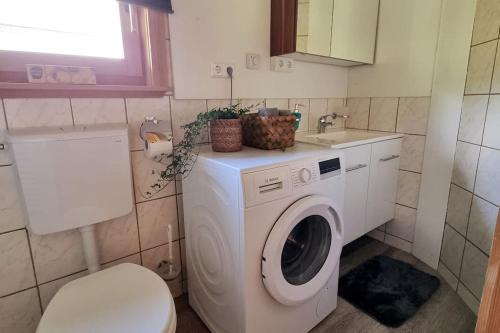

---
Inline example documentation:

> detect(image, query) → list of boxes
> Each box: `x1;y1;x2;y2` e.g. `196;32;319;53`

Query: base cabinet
342;138;402;245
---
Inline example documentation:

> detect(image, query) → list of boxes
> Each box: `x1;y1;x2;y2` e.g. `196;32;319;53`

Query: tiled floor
174;237;477;333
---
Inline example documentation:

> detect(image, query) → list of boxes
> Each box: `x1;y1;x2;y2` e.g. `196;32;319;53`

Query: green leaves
145;104;249;198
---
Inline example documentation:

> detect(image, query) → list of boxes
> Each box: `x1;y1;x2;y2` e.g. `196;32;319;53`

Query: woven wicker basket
241;114;296;150
209;119;242;152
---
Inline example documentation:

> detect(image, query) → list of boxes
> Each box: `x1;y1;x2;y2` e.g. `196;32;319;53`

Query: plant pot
210;119;242;152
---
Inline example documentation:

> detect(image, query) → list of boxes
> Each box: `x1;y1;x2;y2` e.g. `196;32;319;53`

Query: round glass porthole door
262;195;343;306
281;215;332;286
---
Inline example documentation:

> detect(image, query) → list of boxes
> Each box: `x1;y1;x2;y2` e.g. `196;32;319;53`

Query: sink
296;129;404;149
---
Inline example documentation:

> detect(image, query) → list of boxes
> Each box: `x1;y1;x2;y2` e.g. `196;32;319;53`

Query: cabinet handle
0;143;5;151
346;163;368;172
379;154;400;162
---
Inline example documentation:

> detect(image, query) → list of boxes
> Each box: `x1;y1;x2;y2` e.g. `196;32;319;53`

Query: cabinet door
343;144;371;245
330;0;379;64
366;139;402;232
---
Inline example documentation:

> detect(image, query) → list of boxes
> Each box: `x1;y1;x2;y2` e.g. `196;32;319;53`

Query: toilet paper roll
144;132;173;160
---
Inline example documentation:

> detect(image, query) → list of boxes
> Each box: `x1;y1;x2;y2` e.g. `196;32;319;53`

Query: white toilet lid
37;263;176;333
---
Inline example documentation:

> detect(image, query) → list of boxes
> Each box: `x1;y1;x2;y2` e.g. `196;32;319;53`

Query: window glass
0;0;124;58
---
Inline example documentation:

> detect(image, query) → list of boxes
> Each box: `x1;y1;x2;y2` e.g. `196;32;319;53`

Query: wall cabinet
271;0;380;66
342;138;402;245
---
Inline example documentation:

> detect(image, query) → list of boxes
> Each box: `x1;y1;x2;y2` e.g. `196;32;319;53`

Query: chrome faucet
318;113;350;133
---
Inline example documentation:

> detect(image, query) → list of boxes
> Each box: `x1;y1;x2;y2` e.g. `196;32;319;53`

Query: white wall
348;0;442;97
169;0;348;100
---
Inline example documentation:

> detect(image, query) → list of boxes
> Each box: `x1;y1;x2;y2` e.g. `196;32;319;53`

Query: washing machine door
262;195;344;306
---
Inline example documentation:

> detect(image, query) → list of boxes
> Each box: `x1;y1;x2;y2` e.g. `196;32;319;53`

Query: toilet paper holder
139;116;173;142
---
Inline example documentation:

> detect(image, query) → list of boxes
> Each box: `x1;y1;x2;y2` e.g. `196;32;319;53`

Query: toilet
37;263;176;333
9;124;176;333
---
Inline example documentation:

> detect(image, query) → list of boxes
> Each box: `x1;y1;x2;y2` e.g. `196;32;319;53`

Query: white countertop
197;143;339;172
295;129;404;149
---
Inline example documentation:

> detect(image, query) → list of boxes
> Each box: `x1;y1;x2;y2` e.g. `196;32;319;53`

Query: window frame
0;4;172;98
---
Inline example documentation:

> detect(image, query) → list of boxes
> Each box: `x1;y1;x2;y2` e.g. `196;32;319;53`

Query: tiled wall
438;0;500;316
344;97;430;254
0;96;344;332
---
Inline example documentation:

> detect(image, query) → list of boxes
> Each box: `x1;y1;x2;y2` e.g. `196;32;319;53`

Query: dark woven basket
209;119;242;152
241;114;296;150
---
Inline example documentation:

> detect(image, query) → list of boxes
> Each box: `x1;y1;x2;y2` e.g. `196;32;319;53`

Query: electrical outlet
246;53;261;70
211;63;235;78
270;57;294;73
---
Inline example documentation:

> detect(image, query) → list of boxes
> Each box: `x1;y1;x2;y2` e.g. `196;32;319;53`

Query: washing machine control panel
291;163;319;187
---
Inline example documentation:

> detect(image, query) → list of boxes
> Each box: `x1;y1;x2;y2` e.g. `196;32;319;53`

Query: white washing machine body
183;144;345;333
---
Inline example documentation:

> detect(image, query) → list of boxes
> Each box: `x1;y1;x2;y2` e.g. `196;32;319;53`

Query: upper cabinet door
271;0;379;66
331;0;379;64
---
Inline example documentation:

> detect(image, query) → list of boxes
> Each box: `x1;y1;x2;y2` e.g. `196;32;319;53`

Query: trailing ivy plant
144;104;251;198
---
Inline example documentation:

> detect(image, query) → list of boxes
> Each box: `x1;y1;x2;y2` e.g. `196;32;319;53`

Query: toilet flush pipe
79;224;101;273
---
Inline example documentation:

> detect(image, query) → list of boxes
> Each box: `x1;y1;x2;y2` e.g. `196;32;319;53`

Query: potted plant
146;104;250;197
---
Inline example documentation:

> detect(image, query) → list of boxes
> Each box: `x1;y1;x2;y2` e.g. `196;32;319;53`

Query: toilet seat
37;263;176;333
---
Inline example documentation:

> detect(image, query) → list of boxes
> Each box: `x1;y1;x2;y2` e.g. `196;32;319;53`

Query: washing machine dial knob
299;168;312;183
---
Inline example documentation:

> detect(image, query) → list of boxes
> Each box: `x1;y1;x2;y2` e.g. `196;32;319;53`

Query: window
0;0;171;97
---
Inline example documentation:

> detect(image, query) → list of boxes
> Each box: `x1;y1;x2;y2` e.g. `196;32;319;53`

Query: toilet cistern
8;124;134;273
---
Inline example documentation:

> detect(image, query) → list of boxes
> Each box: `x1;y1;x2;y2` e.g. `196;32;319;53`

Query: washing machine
183;144;345;333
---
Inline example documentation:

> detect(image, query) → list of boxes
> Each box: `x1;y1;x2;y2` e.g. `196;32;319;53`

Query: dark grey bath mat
338;255;440;328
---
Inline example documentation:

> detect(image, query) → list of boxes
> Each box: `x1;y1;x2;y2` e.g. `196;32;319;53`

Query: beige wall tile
308;98;328;132
71;98;126;125
238;99;265;113
438;261;458;291
386;205;416;242
400;135;426;173
207;99;232;110
446;184;472;235
0;165;26;233
458;95;489;145
102;253;141;269
451;141;480;192
396;171;421;209
384;234;412;253
475;147;500;205
460;241;488;299
131;151;176;203
137;196;179;250
483;95;500;149
126;97;171;151
265;99;289;110
0;230;36;297
472;0;500;45
457;283;480;315
39;271;87;310
327;98;346;128
4;98;72;129
96;209;140;264
346;98;370;130
141;240;183;297
440;225;466;276
30;229;87;284
0;288;41;333
396;97;430;135
492;45;500;93
170;99;208;145
467;196;498;254
289;99;309;132
368;97;398;132
465;41;497;94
